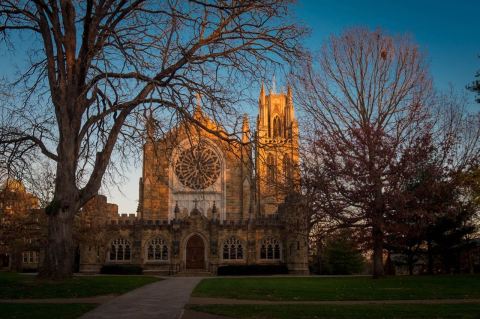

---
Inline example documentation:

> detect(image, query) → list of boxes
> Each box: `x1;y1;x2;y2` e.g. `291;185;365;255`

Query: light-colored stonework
79;85;308;275
0;84;308;275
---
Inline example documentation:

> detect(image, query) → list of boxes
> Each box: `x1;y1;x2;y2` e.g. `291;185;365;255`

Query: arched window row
109;238;131;261
260;237;281;260
223;237;244;260
146;237;169;261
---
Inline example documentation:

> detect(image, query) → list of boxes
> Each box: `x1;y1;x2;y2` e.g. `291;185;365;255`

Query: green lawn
192;275;480;301
188;304;480;319
0;303;97;319
0;272;160;299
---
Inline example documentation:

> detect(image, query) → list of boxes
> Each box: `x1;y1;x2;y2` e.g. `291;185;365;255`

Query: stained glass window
109;238;131;262
174;141;221;190
260;237;281;260
222;237;244;260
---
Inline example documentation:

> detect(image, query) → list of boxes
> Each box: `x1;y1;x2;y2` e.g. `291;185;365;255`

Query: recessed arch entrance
185;234;205;269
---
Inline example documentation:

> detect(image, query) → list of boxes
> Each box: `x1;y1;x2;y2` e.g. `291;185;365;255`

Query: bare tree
467;56;480;104
0;0;304;279
294;28;432;277
432;89;480;171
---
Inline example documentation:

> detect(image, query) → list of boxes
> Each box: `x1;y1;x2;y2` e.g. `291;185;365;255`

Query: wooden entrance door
186;235;205;269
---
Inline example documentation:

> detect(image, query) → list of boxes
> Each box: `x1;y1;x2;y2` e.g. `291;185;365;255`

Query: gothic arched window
222;237;244;260
146;237;169;261
109;238;131;262
260;237;281;260
266;154;276;185
273;116;282;138
283;154;292;184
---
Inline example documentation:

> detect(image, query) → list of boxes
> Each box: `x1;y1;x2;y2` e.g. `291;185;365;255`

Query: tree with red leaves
295;28;432;277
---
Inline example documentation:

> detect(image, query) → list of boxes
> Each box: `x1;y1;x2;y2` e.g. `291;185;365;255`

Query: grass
188;304;480;319
0;272;160;299
192;275;480;301
0;303;97;319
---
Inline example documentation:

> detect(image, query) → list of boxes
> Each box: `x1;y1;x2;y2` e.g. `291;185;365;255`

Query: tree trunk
427;239;433;275
408;248;414;275
372;220;384;278
467;248;474;274
39;208;75;279
38;120;83;279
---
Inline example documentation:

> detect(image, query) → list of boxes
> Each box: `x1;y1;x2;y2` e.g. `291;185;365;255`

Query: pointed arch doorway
186;234;205;269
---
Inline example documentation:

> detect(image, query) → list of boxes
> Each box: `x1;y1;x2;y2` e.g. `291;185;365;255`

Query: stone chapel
76;83;309;275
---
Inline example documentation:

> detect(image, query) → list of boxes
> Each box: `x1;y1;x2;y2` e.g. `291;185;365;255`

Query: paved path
188;297;480;305
80;277;202;319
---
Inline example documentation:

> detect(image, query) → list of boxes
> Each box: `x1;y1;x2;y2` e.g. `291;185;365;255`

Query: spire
145;111;155;143
259;81;265;107
259;82;266;131
196;92;201;108
271;75;276;94
193;93;203;120
242;113;250;143
285;84;293;123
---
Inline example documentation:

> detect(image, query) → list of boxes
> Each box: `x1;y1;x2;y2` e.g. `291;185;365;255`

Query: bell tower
256;81;299;216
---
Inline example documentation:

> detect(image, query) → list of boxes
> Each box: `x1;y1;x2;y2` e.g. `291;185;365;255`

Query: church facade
76;84;309;275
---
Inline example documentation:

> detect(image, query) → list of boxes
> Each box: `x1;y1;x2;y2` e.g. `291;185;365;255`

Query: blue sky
295;0;479;99
108;0;480;214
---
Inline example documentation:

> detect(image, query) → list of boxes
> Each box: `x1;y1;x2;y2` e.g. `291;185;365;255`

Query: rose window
174;142;221;190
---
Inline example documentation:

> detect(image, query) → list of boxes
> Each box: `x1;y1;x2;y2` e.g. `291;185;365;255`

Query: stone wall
78;212;296;275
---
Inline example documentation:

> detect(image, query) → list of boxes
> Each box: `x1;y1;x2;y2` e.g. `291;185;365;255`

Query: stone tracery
174;141;221;190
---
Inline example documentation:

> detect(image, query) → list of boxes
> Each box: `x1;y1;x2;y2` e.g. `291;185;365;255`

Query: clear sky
108;0;480;214
295;0;479;96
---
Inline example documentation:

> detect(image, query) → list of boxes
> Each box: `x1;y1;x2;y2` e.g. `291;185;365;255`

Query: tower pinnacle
242;113;250;143
193;93;203;120
145;111;155;143
271;75;276;94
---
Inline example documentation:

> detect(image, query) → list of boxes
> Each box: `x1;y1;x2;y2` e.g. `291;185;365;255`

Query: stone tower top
257;82;296;140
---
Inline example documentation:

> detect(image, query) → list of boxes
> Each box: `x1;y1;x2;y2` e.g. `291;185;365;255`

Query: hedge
217;264;288;276
100;264;143;275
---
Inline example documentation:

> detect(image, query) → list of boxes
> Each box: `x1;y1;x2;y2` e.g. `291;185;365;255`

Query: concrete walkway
80;277;202;319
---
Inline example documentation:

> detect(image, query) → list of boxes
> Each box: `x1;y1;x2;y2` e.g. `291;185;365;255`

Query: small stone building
0;180;44;272
78;84;309;275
